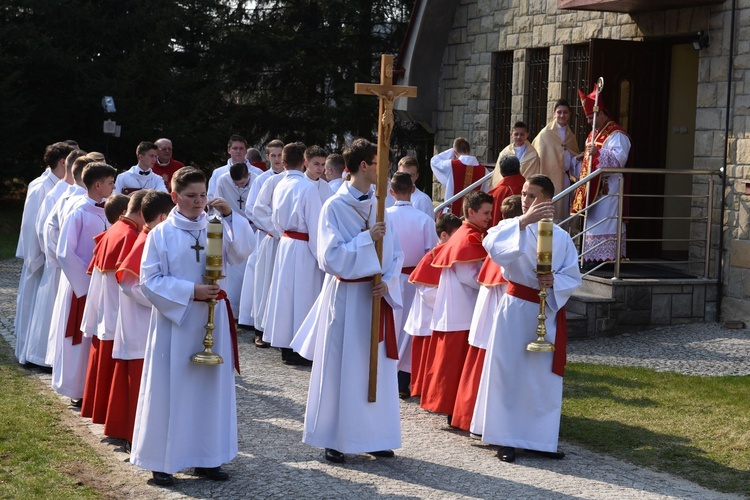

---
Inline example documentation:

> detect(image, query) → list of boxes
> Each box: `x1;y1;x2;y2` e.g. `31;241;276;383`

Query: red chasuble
449;160;487;216
487;173;525;226
153;158;185;192
572;120;630;213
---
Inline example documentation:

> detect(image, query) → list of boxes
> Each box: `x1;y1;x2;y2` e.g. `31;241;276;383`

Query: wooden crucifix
354;54;417;403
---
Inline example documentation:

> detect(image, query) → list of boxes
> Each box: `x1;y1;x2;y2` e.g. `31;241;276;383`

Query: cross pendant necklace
236;185;247;210
186;230;204;262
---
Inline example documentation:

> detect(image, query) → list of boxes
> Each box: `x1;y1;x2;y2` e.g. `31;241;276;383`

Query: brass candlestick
527;218;555;353
192;216;224;365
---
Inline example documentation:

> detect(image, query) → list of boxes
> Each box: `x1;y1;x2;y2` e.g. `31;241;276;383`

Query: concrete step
566;311;589;339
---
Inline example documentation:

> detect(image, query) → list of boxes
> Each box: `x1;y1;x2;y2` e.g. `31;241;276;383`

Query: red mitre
431;221;487;268
578;85;607;117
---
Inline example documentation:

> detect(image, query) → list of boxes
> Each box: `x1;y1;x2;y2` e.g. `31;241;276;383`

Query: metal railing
433;167;722;280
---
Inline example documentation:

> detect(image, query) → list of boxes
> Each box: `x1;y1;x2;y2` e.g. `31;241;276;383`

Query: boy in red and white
419;191;492;421
105;191;173;447
79;191;147;424
451;195;521;433
474;175;581;463
114;142;167;195
303;145;334;203
430;137;489;216
404;214;461;398
263;143;323;365
385;172;438;398
50;163;117;402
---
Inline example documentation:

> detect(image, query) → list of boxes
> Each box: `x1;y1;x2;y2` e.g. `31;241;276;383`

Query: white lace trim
583;232;626;262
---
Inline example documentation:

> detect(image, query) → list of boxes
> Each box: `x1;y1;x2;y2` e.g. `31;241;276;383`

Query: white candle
537;218;553;273
206;217;223;272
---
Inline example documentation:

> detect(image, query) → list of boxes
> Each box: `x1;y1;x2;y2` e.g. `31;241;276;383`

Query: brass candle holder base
192;270;225;366
526;278;555;353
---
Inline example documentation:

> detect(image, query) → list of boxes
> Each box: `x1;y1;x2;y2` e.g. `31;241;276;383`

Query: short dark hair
512;121;528;132
105;194;130;224
228;134;247;148
397;156;419;170
283;142;306;169
171;166;206;193
44;142;74;167
304;145;327;161
73;156;96;183
127;188;149;214
501;194;522;219
436;213;462;236
136;141;157;157
141;190;174;223
527;174;555;199
499;155;521;177
266;139;284;151
343;138;377;175
326;154;346;174
462;190;493;218
554;99;571;112
453;137;470;155
390;171;413;195
65;149;87;171
230;162;249;181
82;162;117;189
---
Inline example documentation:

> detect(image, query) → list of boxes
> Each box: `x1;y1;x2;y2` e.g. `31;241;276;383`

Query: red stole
409;248;441;287
88;217;140;274
572;121;630;213
450;159;486;216
431;222;486;268
506;281;567;377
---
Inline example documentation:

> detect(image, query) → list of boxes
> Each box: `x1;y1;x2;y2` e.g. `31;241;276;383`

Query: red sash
401;266;416;275
450;159;486;216
195;290;240;374
283;231;309;241
336;276;398;360
65;293;87;345
506;281;567;377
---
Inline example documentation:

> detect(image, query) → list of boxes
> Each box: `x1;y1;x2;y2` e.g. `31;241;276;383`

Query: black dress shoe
325;448;345;463
194;466;229;481
151;471;174;486
446;414;453;426
498;446;516;463
254;334;270;348
525;448;565;459
70;398;82;408
367;450;395;458
284;351;312;366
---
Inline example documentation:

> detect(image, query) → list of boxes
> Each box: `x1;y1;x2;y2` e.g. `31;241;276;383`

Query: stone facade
427;0;749;323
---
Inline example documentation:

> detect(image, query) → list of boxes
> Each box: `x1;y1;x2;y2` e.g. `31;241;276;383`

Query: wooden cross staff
354;54;417;403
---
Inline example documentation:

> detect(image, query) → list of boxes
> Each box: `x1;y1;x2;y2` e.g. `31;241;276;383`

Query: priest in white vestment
472;175;581;463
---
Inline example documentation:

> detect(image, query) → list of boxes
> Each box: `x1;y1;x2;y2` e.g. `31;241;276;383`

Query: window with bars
564;44;590;151
525;48;549;140
488;51;513;164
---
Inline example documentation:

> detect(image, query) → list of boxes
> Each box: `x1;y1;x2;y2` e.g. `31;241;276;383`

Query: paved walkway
0;258;745;499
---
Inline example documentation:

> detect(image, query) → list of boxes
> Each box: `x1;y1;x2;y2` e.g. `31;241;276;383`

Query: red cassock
152;159;185;193
419;222;486;415
81;218;139;424
449;159;487;216
450;256;507;431
103;227;149;442
487;173;525;226
407;247;442;398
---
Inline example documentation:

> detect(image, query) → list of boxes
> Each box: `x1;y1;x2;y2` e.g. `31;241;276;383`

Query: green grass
562;362;750;496
0;338;104;498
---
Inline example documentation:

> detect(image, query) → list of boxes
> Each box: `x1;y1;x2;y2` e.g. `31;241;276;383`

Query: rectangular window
526;48;549;140
489;51;514;165
565;44;590;151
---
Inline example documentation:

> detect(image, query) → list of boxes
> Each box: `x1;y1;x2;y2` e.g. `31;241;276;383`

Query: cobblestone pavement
0;258;744;499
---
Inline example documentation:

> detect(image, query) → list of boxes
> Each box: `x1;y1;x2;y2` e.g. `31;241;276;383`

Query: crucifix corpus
354;54;417;403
